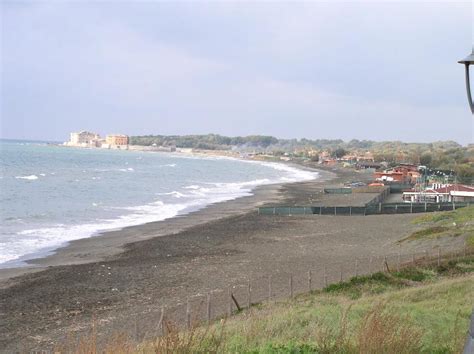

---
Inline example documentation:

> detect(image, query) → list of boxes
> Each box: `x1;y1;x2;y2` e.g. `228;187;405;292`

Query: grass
206;259;474;353
403;206;474;244
62;256;474;353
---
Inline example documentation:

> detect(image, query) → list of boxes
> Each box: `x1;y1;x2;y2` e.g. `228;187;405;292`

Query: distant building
106;134;129;146
69;131;100;145
402;184;474;203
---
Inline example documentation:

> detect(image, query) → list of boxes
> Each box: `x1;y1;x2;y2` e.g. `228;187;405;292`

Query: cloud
1;1;472;143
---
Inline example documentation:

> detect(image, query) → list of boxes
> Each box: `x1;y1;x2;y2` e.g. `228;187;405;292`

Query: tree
420;153;432;166
333;148;347;159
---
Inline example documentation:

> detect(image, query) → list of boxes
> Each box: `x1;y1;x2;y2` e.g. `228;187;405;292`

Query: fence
75;245;473;348
324;187;352;194
258;202;471;216
365;187;391;205
464;310;474;354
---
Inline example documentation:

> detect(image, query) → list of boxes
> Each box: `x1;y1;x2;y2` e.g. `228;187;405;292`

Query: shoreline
0;161;333;281
3;163;455;352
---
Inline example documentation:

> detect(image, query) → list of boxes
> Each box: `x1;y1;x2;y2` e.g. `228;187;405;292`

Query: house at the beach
402;184;474;203
68;131;101;146
106;134;129;147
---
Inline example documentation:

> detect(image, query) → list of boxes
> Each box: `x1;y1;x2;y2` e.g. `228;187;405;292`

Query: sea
0;139;317;268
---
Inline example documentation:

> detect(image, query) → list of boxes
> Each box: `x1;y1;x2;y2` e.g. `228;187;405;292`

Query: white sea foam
15;175;39;180
184;185;200;189
1;155;318;267
156;191;187;198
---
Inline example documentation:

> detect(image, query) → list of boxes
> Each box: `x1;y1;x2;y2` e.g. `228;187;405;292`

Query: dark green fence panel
258;207;275;215
289;207;306;215
324;188;352;194
351;207;367;215
411;204;426;213
365;205;379;215
439;204;454;211
398;204;414;213
426;204;440;212
381;204;397;214
321;207;336;215
259;202;470;216
335;206;351;215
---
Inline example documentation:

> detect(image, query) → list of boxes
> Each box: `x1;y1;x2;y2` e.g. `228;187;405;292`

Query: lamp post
458;50;474;114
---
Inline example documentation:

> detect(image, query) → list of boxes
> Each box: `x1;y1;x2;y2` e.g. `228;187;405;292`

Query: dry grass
357;303;422;354
55;258;473;353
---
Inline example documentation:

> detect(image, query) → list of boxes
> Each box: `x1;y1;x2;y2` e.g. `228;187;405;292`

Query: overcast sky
1;1;473;144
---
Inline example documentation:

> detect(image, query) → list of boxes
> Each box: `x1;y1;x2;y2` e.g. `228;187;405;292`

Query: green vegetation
199;259;474;354
68;257;474;353
404;206;474;244
130;134;474;181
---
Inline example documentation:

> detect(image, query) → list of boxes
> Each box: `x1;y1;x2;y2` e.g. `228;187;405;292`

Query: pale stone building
69;131;100;145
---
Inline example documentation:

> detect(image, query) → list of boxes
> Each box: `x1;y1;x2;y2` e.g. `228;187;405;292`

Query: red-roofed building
402;184;474;203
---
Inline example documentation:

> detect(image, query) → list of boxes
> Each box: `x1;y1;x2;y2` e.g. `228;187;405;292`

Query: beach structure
402;184;474;203
106;134;129;146
67;131;101;147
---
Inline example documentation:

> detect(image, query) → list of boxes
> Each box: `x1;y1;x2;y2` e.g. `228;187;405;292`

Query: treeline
129;134;279;150
130;134;473;180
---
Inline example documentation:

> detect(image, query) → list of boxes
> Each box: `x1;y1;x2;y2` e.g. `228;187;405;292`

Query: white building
68;131;101;146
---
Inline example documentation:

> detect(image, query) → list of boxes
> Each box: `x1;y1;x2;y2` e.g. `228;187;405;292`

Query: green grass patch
184;258;473;354
412;205;474;226
404;206;474;243
75;257;474;354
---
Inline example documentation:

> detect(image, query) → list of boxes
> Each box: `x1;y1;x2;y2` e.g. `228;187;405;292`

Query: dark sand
0;163;466;352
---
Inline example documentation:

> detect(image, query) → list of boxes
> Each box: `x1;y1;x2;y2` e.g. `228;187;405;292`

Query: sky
1;0;473;144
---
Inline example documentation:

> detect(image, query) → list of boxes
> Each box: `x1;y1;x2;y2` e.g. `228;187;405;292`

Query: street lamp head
459;49;474;114
458;51;474;65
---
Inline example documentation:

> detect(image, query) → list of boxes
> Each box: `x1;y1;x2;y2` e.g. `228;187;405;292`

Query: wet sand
0;163;463;352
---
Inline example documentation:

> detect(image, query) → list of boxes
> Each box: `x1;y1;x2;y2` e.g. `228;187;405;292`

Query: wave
156;191;187;198
15;175;39;180
2;159;318;267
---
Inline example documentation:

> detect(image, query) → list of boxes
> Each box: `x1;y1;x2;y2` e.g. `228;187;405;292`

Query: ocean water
0;140;317;267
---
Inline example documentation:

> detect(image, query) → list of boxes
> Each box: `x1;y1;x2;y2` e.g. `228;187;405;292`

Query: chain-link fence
82;245;473;346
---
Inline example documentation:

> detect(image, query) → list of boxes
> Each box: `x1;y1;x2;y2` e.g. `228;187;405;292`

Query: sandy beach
0;163;465;352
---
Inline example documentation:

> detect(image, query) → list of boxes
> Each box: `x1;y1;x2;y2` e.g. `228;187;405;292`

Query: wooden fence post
186;298;191;330
340;264;343;282
289;275;293;298
397;246;401;272
158;306;164;336
247;279;251;308
355;259;359;277
207;292;212;324
369;256;373;274
268;275;272;301
324;266;328;287
135;315;139;342
228;287;232;316
308;270;312;292
437;248;441;267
